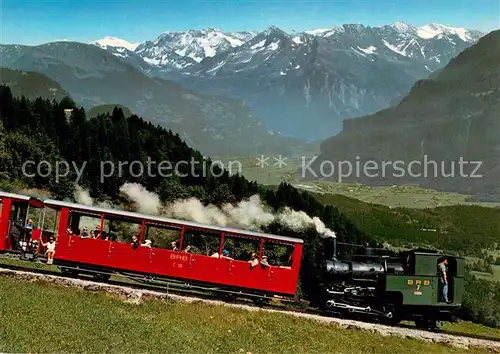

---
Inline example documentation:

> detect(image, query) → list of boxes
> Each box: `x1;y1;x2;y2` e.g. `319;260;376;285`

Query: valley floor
0;274;494;354
215;156;500;209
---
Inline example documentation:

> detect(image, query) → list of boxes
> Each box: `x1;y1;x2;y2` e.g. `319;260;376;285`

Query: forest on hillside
313;193;500;257
0;84;499;328
0;84;369;302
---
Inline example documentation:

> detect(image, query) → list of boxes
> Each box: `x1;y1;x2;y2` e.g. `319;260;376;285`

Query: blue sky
1;0;499;45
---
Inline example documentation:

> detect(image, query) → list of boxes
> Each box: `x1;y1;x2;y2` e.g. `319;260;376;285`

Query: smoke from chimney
74;183;337;238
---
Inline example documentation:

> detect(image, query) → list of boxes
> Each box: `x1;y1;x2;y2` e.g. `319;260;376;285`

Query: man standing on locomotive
438;257;450;303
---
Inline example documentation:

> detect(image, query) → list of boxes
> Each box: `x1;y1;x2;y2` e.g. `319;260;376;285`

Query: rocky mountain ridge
303;29;500;200
91;22;484;140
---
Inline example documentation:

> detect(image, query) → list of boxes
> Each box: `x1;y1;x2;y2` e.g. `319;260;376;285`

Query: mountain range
90;22;484;140
0;42;317;156
302;29;500;200
0;21;485;157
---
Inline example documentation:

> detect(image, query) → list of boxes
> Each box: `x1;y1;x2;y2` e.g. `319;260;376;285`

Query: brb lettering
170;253;188;269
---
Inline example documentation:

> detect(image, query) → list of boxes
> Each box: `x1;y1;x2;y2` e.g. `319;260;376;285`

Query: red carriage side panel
0;193;45;252
45;200;304;297
0;197;13;251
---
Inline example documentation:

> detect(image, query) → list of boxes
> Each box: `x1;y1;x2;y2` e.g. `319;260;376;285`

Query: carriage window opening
144;223;182;250
9;202;26;222
0;200;4;222
182;228;221;255
221;234;261;261
26;207;43;230
41;208;60;237
68;211;102;238
262;242;294;267
1;200;12;233
9;204;16;221
103;214;142;243
0;201;6;232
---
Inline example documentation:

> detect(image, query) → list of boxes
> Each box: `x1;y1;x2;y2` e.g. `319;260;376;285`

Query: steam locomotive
320;244;464;328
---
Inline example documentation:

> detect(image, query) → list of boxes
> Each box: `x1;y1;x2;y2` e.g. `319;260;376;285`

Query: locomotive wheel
415;317;438;329
381;303;401;325
93;273;111;282
60;267;79;277
252;297;269;307
222;294;237;302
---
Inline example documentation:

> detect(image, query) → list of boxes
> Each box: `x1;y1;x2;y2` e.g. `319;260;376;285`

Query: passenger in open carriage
100;231;109;240
93;225;101;239
142;239;153;248
211;249;232;259
260;255;269;268
170;241;178;251
9;218;24;251
248;253;259;268
81;227;90;238
25;219;33;238
40;235;56;264
182;245;192;253
131;234;140;249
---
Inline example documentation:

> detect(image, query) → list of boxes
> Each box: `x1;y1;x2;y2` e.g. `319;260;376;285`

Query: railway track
1;254;500;349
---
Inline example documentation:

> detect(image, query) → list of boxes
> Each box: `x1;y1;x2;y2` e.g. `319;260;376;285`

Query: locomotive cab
385;250;465;328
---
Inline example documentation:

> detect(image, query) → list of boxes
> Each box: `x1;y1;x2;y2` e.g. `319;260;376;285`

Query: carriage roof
43;199;304;244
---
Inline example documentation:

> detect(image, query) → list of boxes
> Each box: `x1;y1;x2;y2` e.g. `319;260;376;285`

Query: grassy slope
0;275;492;354
1;257;499;342
469;264;500;283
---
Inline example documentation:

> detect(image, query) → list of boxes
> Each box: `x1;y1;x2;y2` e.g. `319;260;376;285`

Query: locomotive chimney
333;234;337;258
364;243;374;256
323;230;337;259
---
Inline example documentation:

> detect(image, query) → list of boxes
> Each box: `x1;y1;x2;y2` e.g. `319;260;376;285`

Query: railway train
0;191;464;328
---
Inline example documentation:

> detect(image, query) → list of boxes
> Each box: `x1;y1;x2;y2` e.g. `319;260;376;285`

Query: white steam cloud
118;183;161;215
73;185;115;209
276;208;335;237
73;185;114;231
72;183;337;238
74;185;93;206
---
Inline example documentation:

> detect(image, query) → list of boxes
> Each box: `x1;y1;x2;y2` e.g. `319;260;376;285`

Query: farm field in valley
215;156;500;209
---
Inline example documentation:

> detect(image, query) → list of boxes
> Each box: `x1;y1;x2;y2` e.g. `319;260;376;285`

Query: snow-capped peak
304;25;345;37
156;28;247;47
135;28;253;64
91;36;141;51
416;23;472;41
391;21;412;32
302;22;479;43
91;22;484;75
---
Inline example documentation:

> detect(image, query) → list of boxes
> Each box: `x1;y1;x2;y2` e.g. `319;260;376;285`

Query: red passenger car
30;199;304;297
0;191;44;254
